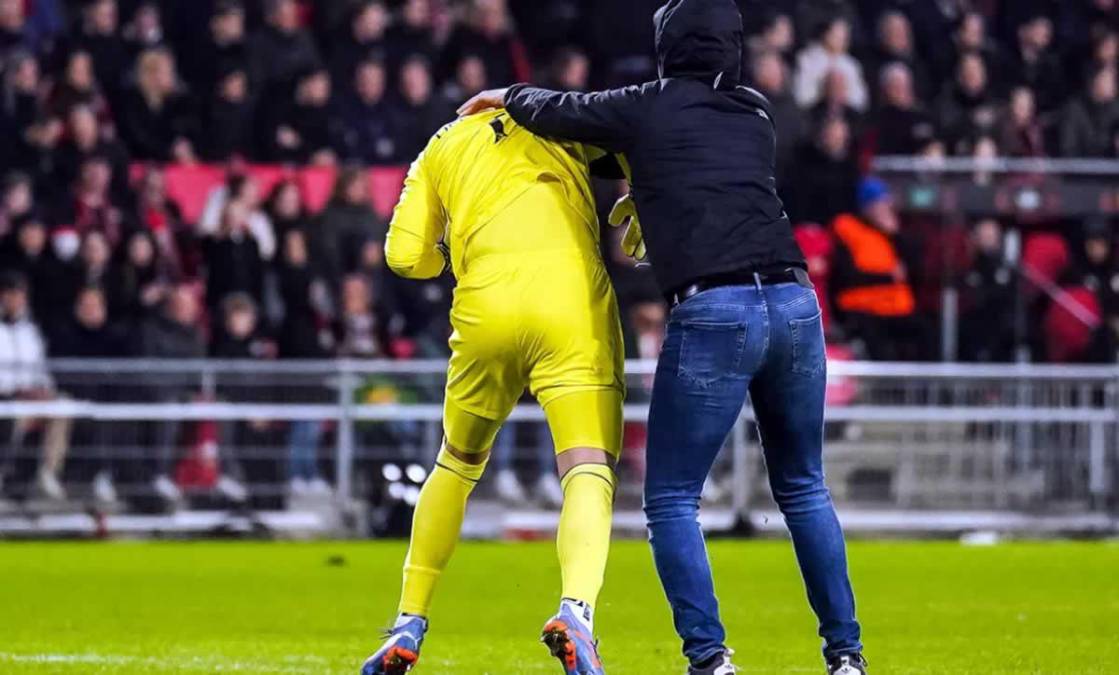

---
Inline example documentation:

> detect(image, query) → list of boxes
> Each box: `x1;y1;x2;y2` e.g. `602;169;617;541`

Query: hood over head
654;0;744;86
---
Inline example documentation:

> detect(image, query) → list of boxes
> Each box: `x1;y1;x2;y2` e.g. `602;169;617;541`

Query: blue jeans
288;421;323;481
644;282;861;664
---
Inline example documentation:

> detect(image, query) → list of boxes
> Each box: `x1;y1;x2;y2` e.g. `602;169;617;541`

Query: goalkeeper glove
608;194;647;262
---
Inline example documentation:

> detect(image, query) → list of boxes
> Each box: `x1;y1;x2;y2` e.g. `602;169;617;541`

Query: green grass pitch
0;540;1116;674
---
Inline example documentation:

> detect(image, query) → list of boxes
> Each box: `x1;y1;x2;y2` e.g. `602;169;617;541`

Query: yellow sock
399;447;486;616
557;463;617;608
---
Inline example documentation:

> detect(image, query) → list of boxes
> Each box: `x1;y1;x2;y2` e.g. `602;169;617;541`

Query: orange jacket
832;214;916;317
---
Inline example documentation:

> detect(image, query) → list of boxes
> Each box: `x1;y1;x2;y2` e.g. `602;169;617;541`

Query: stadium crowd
1;0;1119;503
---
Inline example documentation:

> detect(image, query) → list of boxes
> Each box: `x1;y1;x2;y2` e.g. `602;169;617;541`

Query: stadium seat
1022;232;1071;295
793;223;835;331
1043;287;1101;362
369;166;409;220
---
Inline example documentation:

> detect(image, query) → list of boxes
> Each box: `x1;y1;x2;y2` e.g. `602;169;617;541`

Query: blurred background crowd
1;0;1119;505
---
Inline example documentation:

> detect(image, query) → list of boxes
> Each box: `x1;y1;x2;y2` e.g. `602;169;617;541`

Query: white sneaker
688;649;738;674
535;473;565;509
495;469;527;504
92;471;118;505
307;477;332;496
153;474;183;504
215;474;249;503
289;477;309;496
37;470;67;501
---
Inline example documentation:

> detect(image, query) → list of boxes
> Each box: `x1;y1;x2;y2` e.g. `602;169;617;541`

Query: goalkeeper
361;110;636;675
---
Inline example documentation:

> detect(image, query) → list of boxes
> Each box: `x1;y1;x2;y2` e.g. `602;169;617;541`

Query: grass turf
0;540;1116;674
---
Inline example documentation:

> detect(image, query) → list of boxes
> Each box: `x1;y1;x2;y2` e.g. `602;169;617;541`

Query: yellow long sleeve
386;152;448;279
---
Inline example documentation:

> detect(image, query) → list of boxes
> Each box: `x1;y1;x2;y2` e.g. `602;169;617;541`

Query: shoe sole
542;620;604;674
381;646;418;674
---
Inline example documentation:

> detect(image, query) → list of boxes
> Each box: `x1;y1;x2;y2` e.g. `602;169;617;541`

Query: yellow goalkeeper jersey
384;109;625;430
385;110;608;279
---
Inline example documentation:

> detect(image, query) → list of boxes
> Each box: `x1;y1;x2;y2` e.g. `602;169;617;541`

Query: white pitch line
0;651;327;673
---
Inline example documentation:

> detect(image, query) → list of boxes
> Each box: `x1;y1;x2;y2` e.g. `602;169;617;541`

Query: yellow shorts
442;252;625;456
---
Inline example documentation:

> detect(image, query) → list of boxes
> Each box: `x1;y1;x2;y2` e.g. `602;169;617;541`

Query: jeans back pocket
789;312;826;377
677;320;748;388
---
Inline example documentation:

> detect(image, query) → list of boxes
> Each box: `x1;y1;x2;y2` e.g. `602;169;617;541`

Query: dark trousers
644;282;862;664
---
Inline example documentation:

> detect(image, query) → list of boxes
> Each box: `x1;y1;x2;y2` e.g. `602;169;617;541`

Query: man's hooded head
654;0;744;86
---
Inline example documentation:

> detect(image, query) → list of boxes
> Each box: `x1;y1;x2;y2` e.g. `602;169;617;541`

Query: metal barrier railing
0;360;1116;534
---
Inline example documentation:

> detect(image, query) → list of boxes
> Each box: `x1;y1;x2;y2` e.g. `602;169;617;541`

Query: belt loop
753;272;763;291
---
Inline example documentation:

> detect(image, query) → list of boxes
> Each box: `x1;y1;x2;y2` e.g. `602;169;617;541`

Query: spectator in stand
334;273;385;358
183;0;248;98
263;67;339;165
1;52;47;170
52;104;129;202
209;292;271;504
49;285;128;505
935;51;1000;155
866;10;931;102
277;227;331;360
47;49;112;125
313;166;385;287
999;86;1047;157
947;11;1005;86
1008;13;1066;113
809;68;863;136
959;218;1017;362
387;0;438;67
0;0;29;61
747;12;796;64
248;0;320;97
1063;218;1119;362
794;15;869;112
1060;65;1119;157
394;56;444;161
548;47;590;91
133;167;188;274
0;271;71;501
441;0;529;87
106;229;170;327
265;178;310;240
787;115;859;228
435;53;486;121
204;201;265;314
121;2;165;60
751;50;805;179
118;47;198;163
62;231;113;309
0;171;35;238
202;67;254;162
339;58;398;164
831;177;924;360
66;153;125;248
135;283;205;507
275;229;332;495
330;1;390;92
68;0;128;102
0;217;57;323
873;63;936;156
199;172;276;260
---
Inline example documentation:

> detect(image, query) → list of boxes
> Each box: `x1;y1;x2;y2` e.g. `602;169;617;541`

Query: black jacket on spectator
277;262;329;358
312;202;386;285
1060;96;1119;157
203;235;264;311
202;93;254;161
248;25;320;93
261;99;342;163
785;142;859;228
117;88;199;161
51;319;129;358
338;96;399;164
138;312;205;359
505;0;804;295
875;104;936;155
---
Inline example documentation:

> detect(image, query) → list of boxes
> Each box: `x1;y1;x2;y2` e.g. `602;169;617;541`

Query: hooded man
460;2;866;674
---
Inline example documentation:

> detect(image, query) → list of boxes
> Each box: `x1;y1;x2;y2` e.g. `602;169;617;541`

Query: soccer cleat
827;653;868;675
540;604;604;674
361;615;427;675
687;649;738;674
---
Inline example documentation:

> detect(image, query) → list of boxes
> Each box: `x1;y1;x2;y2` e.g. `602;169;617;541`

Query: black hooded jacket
504;0;804;296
